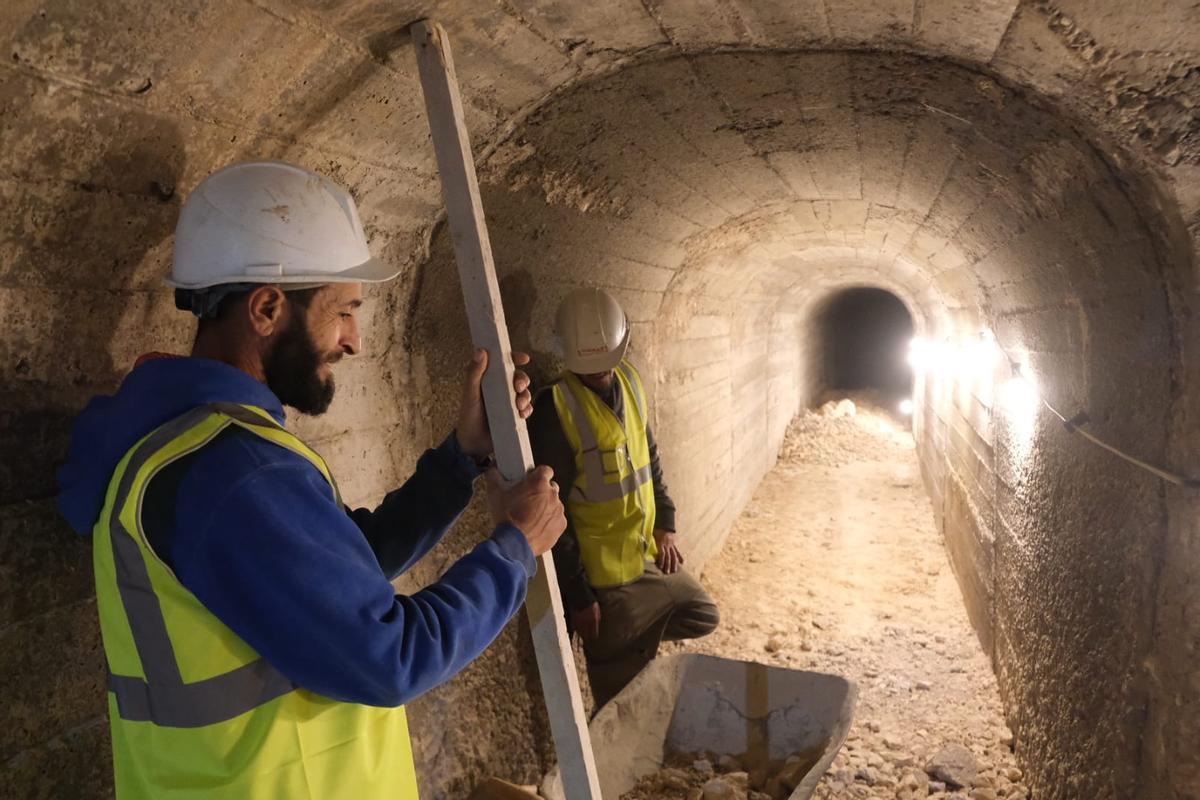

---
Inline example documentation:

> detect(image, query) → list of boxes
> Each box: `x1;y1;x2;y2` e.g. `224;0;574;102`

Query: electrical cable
1001;355;1200;489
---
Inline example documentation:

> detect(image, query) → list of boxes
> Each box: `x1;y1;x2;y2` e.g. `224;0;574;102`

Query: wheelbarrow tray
543;653;857;799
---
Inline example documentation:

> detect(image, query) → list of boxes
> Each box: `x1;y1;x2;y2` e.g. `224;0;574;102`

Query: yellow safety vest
551;361;657;588
92;402;418;799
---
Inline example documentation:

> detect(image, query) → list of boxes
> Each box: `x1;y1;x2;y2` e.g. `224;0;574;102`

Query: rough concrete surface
1;1;1198;799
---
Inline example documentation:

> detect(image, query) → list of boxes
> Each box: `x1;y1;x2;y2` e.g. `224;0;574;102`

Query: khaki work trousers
584;562;720;708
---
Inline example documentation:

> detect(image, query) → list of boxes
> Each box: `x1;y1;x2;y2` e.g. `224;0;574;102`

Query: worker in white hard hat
57;160;567;799
528;287;719;708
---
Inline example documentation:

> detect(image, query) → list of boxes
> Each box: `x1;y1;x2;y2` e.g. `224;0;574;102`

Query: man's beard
263;313;339;416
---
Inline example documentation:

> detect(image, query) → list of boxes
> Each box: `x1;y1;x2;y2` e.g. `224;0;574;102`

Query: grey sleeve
527;391;598;612
646;424;677;533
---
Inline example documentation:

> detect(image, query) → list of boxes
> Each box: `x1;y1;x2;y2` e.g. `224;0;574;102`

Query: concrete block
941;476;995;657
894;114;960;218
814;200;870;236
639;0;755;48
914;0;1018;62
856;113;911;207
944;422;996;514
564;102;729;231
502;0;665;54
824;0;912;45
618;94;755;219
722;0;830;48
920;162;988;242
952;194;1030;268
808;143;863;201
662;327;728;362
766;152;823;200
715;156;803;207
486;185;686;271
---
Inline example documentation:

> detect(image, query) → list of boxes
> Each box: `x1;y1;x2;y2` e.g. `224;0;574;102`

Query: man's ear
246;285;288;337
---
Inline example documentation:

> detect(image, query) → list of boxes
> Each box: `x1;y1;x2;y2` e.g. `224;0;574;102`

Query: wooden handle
410;19;603;800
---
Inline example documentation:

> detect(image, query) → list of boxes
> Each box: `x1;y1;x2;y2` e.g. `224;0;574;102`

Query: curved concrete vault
2;2;1198;799
412;48;1193;799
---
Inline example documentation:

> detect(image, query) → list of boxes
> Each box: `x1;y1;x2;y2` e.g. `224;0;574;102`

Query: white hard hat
166;160;398;290
555;288;630;374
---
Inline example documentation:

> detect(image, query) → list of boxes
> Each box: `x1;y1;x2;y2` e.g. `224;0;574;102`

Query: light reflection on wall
908;331;1041;462
998;366;1041;464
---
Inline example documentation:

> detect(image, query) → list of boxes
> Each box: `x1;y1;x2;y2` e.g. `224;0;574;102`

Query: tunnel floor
660;398;1026;800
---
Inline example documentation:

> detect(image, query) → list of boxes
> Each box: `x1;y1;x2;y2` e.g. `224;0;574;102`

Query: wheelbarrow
542;653;857;799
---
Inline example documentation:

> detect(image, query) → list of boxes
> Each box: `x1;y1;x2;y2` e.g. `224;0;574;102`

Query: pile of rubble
619;741;1028;800
621;751;822;800
813;739;1028;800
777;398;912;468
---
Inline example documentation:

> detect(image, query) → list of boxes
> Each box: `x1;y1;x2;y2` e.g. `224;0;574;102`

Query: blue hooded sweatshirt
57;355;536;707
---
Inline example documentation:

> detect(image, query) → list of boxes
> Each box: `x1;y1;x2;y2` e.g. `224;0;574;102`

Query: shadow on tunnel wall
499;267;565;389
0;118;186;796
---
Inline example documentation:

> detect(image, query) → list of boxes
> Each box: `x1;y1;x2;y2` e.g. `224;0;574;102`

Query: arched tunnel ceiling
403;44;1179;485
3;0;1196;294
462;50;1172;354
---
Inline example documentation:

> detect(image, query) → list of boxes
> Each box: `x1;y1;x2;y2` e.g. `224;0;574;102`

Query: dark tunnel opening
814;288;915;411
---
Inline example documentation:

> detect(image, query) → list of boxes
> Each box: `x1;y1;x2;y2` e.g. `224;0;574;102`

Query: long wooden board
410;19;603;800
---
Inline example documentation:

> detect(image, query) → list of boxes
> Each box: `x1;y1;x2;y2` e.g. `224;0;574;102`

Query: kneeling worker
528;288;719;708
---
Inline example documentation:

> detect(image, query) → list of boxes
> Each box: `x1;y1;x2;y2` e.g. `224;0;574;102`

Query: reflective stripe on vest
551;361;658;587
556;371;653;504
94;402;418;799
105;404;298;727
618;362;645;419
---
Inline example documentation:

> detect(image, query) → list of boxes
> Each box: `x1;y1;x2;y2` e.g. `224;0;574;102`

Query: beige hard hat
167;160;399;290
554;288;630;374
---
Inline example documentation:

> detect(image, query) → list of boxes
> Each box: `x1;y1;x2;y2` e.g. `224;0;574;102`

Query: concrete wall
2;2;1199;799
905;139;1189;798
